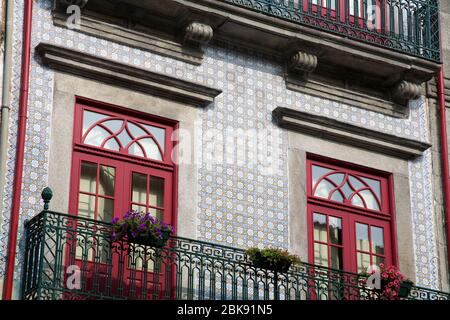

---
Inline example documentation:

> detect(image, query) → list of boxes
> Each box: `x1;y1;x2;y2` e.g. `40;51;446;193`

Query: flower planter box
398;281;413;298
127;230;171;248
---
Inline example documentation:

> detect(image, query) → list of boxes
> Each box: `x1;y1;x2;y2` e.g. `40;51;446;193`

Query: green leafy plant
245;247;301;273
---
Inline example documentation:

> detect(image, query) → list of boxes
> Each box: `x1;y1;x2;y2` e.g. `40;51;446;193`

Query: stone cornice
273;107;431;160
51;10;207;66
36;43;222;107
173;0;440;79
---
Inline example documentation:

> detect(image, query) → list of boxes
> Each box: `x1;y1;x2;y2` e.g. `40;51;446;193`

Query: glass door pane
313;213;344;269
312;212;344;300
355;222;386;273
130;172;165;221
76;161;116;262
129;170;166;271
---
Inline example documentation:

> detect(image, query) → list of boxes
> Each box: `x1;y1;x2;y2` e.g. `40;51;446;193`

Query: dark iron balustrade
221;0;440;62
21;208;449;300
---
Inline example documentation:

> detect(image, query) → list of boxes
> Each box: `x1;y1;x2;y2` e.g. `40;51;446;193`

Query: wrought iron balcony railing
22;209;449;300
221;0;440;62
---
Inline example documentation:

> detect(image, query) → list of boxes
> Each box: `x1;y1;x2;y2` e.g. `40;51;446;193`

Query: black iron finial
41;187;53;211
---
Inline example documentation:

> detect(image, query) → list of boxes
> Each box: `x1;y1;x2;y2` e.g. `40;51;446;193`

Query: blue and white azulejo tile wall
0;0;441;292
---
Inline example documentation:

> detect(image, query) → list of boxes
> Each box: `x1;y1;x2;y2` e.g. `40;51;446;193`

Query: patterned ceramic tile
0;0;441;292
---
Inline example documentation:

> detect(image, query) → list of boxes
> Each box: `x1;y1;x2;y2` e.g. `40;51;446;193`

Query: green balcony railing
221;0;441;62
21;205;449;300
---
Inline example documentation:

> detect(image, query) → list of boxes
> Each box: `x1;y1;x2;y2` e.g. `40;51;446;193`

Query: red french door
121;162;173;299
66;153;122;298
308;204;392;273
302;0;394;33
307;156;396;275
66;97;177;299
302;0;365;23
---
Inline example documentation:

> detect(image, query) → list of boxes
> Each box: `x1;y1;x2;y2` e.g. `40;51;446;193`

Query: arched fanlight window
82;110;166;161
312;164;382;211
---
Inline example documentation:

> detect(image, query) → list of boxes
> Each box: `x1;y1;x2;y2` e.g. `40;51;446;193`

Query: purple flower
138;223;147;232
155;227;162;239
131;230;137;238
149;215;155;224
111;217;119;224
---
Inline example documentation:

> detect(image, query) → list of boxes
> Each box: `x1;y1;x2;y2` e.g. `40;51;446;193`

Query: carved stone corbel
59;0;89;8
393;80;422;104
183;22;213;47
287;51;318;80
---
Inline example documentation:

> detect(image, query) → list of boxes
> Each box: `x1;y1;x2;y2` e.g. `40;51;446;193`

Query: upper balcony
21;189;450;300
53;0;442;116
220;0;441;62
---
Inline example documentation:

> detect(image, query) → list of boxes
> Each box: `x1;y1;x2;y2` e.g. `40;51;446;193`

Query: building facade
0;0;449;300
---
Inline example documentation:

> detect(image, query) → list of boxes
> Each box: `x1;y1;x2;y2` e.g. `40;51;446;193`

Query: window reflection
312;165;333;187
85;126;110;147
313;213;327;243
330;247;343;270
78;193;95;219
132;172;147;205
357;252;371;273
80;162;97;193
356;223;369;252
329;217;342;245
83;110;108;135
314;243;328;267
150;177;164;208
98;197;114;222
131;173;165;216
99;165;115;197
371;226;385;255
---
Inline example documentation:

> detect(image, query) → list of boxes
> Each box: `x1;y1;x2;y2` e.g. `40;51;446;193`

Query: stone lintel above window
272;107;431;160
36;43;222;108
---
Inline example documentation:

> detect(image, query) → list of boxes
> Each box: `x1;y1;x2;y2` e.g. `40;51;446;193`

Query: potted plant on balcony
359;264;412;300
111;210;174;248
397;278;414;298
244;247;301;273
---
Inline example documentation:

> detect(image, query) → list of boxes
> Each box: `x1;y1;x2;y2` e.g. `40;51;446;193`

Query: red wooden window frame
69;96;178;227
306;154;398;273
66;97;179;298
